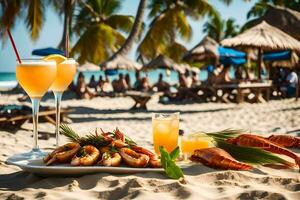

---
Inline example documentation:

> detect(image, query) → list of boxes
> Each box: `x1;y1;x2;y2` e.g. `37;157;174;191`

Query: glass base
9;149;46;162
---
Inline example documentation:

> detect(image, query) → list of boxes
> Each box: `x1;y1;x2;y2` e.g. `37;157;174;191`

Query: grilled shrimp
44;142;80;166
131;146;161;168
119;148;150;168
98;147;122;167
71;145;100;166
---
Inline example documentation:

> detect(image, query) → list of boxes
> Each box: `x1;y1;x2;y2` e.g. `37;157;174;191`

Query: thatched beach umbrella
143;55;190;73
100;55;142;71
183;36;219;63
244;5;300;40
221;21;300;79
78;62;100;71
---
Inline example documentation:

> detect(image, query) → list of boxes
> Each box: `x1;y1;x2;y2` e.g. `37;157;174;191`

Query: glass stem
54;92;63;147
31;98;41;151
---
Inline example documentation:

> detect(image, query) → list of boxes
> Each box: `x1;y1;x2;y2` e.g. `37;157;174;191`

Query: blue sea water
0;69;209;90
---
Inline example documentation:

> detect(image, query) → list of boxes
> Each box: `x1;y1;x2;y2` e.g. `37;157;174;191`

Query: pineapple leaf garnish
215;139;294;167
193;129;294;167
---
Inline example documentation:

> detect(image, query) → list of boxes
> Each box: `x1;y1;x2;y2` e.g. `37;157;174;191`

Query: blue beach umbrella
32;47;65;56
218;47;246;65
263;51;291;61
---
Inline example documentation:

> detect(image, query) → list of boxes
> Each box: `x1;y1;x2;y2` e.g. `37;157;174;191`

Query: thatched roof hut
244;5;300;40
100;55;142;71
143;55;190;73
221;21;300;79
183;36;219;62
222;21;300;51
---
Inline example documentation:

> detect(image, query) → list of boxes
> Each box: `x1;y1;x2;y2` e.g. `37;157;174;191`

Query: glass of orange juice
16;59;56;158
152;112;179;154
45;55;77;147
181;133;212;159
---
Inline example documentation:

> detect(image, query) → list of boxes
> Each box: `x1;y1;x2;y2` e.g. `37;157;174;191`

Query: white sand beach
0;94;300;200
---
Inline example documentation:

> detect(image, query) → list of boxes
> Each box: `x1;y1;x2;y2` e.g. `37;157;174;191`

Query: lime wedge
43;54;67;65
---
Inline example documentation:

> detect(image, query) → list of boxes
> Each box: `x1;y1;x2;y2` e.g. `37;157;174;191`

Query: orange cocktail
16;60;56;98
181;133;212;157
50;59;77;92
16;59;56;158
152;112;179;154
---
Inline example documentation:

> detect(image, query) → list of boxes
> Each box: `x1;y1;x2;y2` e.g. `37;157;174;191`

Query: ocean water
0;69;209;90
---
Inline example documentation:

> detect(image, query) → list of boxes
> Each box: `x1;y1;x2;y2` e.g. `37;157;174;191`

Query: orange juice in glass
181;133;212;158
152;112;179;154
16;59;56;158
45;56;77;147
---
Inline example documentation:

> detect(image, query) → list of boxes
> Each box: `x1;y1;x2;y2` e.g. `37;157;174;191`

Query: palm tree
137;0;217;62
71;0;135;64
1;0;47;41
203;13;239;42
108;0;147;60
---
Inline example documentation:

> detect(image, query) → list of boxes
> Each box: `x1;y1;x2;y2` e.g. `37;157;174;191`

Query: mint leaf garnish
159;146;184;179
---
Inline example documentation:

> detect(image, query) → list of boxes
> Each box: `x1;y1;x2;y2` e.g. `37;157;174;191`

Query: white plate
5;154;166;176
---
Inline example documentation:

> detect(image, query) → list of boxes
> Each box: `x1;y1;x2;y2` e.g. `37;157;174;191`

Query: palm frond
215;139;294;167
106;15;134;33
26;0;45;41
205;129;244;140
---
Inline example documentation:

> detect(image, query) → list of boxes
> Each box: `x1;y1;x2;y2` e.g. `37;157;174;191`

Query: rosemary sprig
60;124;81;143
60;124;109;148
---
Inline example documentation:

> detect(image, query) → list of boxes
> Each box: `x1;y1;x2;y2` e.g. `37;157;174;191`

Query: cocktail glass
152;112;179;154
16;59;56;159
50;59;77;147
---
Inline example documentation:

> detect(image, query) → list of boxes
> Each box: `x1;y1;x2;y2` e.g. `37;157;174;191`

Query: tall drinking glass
16;59;56;158
50;59;77;147
152;112;179;154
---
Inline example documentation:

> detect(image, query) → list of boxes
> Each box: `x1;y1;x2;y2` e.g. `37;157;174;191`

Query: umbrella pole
258;47;262;80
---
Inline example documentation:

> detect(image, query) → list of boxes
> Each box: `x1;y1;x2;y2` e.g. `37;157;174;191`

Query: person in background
125;73;131;90
88;75;98;91
184;70;192;88
191;71;199;87
112;73;128;93
76;72;95;99
133;71;143;90
285;68;298;97
214;64;231;84
140;76;151;92
97;75;106;92
153;73;170;92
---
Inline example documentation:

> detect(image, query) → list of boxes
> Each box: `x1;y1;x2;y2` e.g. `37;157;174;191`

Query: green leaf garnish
159;146;184;179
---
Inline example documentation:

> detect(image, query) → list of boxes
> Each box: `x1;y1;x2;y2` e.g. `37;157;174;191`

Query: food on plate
44;125;161;168
266;135;300;148
71;145;100;166
44;142;80;166
190;147;253;170
119;148;150;168
227;134;300;168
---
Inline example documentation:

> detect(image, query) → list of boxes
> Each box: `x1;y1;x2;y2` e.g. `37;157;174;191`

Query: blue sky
0;0;256;72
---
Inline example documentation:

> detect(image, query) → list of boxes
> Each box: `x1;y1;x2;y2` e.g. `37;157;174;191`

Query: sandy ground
0;93;299;200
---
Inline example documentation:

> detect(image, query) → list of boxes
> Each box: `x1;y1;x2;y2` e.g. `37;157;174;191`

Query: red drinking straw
7;28;22;63
65;29;69;58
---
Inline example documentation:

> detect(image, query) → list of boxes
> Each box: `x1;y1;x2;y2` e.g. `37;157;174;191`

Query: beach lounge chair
0;105;72;129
